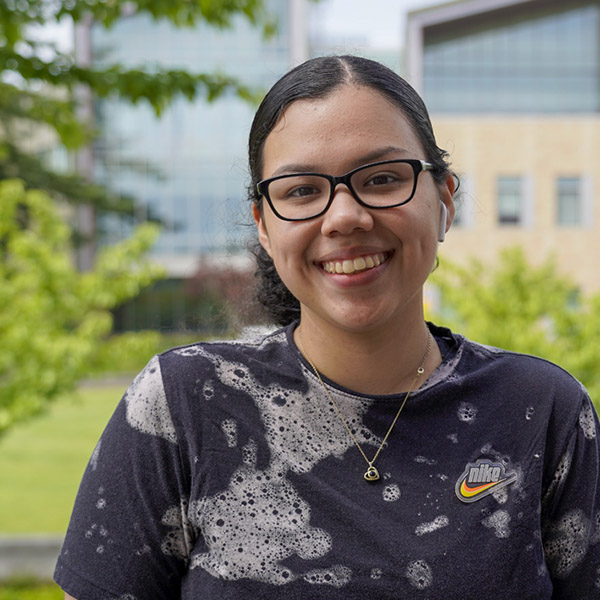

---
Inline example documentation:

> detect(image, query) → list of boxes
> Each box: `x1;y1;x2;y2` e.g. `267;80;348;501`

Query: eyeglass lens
266;161;418;220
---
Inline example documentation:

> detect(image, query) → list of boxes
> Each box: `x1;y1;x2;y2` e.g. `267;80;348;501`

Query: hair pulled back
248;55;453;327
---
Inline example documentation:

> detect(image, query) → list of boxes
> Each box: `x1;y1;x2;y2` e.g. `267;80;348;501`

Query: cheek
388;204;436;239
257;209;305;261
411;191;443;237
264;220;316;278
260;216;295;261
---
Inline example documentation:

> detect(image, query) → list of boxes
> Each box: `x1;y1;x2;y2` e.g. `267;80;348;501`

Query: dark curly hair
248;55;453;327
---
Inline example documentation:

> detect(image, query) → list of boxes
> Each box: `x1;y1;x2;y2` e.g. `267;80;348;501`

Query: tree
430;247;600;408
0;2;285;434
0;0;271;213
0;178;163;436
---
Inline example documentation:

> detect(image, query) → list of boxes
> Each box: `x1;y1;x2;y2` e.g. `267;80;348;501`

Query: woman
55;56;600;599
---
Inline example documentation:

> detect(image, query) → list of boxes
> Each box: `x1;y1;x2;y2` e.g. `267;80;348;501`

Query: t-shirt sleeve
542;393;600;598
54;355;193;600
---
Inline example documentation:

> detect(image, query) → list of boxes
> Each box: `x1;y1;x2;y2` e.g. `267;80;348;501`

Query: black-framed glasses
256;159;434;222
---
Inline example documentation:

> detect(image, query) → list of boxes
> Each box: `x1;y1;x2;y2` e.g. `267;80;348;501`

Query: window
497;177;523;225
452;174;475;229
557;177;582;226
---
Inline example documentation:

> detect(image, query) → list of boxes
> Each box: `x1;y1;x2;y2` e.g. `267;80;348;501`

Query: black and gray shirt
54;323;600;599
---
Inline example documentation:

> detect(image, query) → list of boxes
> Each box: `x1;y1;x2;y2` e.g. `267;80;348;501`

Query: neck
294;313;441;395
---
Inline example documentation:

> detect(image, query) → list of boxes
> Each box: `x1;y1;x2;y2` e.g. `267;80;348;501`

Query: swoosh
459;477;507;498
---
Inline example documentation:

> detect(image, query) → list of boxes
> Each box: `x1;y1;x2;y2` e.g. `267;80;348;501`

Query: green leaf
0;179;164;436
0;0;281;218
430;247;599;410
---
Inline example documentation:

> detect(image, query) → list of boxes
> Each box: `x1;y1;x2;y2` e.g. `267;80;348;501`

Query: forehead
262;85;423;176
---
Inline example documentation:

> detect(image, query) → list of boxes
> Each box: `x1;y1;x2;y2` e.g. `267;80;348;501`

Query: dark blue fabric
55;324;600;599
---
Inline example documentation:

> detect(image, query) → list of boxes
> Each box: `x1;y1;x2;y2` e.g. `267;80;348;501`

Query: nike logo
455;459;517;503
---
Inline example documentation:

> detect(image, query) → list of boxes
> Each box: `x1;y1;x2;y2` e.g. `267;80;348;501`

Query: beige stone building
406;0;600;294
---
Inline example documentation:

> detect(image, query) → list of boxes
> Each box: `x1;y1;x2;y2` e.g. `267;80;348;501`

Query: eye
287;185;321;198
274;175;328;201
268;174;328;205
365;173;400;187
363;170;411;190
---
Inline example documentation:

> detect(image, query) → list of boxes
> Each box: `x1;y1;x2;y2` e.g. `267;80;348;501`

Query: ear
437;174;456;242
252;204;273;257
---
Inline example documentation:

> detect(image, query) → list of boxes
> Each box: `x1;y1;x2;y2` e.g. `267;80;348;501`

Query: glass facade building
80;1;308;331
92;2;296;256
407;0;600;295
423;2;600;113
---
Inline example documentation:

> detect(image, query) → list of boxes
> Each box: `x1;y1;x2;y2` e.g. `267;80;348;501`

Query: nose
320;184;374;236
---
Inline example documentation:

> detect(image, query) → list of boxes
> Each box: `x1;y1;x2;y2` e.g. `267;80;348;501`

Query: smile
321;252;391;275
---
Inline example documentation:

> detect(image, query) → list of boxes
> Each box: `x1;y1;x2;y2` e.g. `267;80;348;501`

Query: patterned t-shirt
54;323;600;599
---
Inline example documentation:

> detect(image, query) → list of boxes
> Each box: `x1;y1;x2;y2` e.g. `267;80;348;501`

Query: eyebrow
269;146;410;177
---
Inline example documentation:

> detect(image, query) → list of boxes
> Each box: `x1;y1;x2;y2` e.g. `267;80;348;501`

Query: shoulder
465;336;585;395
157;326;291;373
432;325;595;474
153;324;303;401
432;324;589;420
120;326;294;445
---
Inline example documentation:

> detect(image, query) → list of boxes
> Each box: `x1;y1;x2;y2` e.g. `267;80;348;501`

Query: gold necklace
298;330;432;484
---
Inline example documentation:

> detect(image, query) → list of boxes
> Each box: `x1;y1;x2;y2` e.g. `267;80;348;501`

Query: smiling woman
252;82;453;381
54;56;600;600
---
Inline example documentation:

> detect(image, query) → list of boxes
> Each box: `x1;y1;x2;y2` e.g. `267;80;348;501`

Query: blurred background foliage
0;178;163;436
431;247;600;409
0;0;270;215
0;0;281;438
0;0;279;592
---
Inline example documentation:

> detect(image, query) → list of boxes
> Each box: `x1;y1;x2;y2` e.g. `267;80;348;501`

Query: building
79;0;309;330
406;0;600;294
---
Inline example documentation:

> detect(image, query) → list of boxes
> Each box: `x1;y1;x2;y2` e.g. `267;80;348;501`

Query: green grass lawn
0;578;64;600
0;383;126;534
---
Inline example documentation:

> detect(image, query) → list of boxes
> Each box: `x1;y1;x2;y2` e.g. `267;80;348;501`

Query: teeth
322;252;388;274
354;257;366;271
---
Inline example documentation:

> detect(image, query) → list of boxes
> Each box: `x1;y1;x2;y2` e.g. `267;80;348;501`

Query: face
253;84;455;336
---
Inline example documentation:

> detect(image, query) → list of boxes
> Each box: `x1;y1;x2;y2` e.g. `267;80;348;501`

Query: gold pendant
364;465;380;483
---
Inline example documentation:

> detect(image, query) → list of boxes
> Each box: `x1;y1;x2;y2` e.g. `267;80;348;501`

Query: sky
312;0;444;49
40;0;445;54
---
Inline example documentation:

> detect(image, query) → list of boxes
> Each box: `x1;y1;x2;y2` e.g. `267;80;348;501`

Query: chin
310;302;401;335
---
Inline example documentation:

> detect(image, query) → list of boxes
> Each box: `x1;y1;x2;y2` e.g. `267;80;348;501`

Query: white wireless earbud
438;202;448;242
